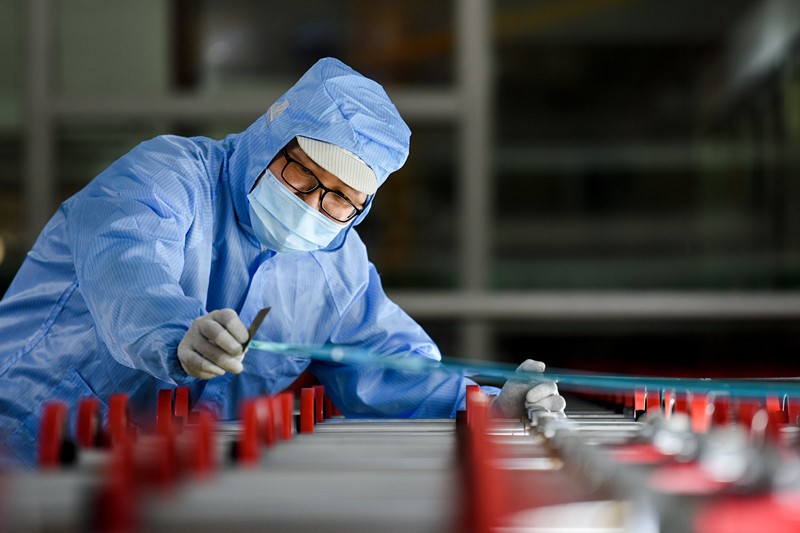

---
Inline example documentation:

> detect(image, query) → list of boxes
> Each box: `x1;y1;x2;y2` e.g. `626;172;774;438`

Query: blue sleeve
310;263;478;418
66;145;206;385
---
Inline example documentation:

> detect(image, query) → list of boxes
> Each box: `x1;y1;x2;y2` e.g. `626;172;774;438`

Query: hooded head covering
226;57;411;240
296;135;377;195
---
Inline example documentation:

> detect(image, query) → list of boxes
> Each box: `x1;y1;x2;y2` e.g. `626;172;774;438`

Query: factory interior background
1;0;799;378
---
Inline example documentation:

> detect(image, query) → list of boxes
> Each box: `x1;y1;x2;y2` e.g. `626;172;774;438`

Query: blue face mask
247;169;345;253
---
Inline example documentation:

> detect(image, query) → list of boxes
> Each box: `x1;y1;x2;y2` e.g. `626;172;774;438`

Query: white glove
178;309;250;379
491;359;566;418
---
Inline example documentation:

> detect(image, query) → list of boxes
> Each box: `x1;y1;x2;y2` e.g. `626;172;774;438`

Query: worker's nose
299;188;324;211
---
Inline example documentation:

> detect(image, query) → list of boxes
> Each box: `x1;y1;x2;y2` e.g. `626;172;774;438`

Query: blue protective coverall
0;58;486;467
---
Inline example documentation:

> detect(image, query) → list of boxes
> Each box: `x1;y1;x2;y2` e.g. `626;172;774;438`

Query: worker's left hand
490;359;566;418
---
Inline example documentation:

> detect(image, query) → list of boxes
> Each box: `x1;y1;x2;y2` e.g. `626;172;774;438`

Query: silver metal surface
456;0;493;361
388;290;800;320
142;419;460;532
53;88;460;124
23;0;55;248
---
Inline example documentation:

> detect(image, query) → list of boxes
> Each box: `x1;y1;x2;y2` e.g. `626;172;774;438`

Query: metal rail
388;290;800;320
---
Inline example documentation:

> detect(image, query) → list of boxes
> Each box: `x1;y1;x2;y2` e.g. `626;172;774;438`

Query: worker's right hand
178;309;250;379
491;359;566;418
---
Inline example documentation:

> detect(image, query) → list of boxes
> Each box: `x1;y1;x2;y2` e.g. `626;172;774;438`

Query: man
0;58;564;467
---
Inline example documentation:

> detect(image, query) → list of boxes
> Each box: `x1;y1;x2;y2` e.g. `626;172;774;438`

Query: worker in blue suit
0;58;565;467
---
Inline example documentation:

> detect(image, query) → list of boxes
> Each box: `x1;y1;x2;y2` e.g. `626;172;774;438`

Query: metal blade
247;307;271;343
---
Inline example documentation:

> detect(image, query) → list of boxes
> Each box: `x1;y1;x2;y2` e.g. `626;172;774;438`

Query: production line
4;366;800;533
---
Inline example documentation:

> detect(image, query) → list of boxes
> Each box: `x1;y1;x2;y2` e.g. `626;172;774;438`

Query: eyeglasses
279;148;364;223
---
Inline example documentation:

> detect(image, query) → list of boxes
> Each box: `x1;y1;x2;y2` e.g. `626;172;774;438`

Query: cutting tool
245;307;271;348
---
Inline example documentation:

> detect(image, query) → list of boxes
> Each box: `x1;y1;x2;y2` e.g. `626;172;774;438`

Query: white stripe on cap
296;136;378;195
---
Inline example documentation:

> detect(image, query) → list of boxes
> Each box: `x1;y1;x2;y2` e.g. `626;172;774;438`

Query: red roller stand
634;387;647;413
466;384;481;426
674;392;689;415
281;392;294;440
313;385;325;423
786;396;800;425
690;394;711;433
663;390;675;420
623;392;634;413
646;388;660;414
711;395;731;426
190;409;215;477
269;395;283;444
766;395;782;414
77;397;101;448
259;397;276;447
239;399;260;464
468;392;507;533
149;430;179;490
108;393;131;446
766;411;786;440
38;401;69;468
743;406;783;443
737;399;761;427
156;388;174;436
694;493;800;533
174;386;190;422
300;387;315;434
94;441;137;533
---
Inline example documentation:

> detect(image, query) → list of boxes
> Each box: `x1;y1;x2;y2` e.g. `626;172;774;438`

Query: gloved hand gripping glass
178;309;250;379
490;359;567;418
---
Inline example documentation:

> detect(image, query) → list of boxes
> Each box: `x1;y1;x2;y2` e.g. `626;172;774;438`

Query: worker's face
261;141;368;225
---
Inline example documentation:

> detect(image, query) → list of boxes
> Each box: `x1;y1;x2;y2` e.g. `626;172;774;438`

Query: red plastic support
95;441;137;532
77;397;100;448
108;393;130;446
264;396;280;444
623;392;634;412
613;392;623;409
737;399;761;426
190;409;215;476
786;396;800;426
156;389;174;436
313;385;325;423
694;492;800;533
747;407;782;443
466;384;481;426
766;410;786;438
662;390;675;420
150;429;179;488
766;395;782;413
281;392;294;440
690;394;711;433
646;389;660;414
324;395;333;420
38;401;68;468
174;387;190;422
300;388;315;433
259;397;276;447
711;395;730;426
673;392;689;414
634;387;647;412
469;392;506;532
239;399;260;464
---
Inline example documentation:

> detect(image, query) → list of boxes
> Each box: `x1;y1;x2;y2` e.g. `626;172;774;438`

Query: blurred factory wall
1;0;799;375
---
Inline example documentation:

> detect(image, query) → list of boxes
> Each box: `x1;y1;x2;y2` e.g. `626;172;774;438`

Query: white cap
297;136;378;195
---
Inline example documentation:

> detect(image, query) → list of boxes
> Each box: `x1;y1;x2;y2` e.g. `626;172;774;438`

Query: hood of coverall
226;57;411;250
